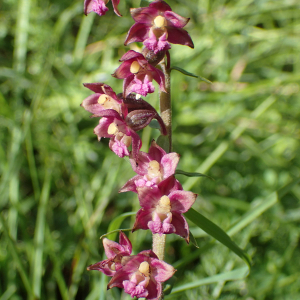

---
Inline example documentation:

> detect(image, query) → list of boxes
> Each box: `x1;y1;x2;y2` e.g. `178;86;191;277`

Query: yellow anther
156;195;171;215
154;16;167;28
130;61;141;74
98;94;109;104
160;195;171;207
147;160;161;179
122;135;132;147
110;263;116;271
139;261;150;276
98;94;120;112
107;123;118;135
149;160;160;170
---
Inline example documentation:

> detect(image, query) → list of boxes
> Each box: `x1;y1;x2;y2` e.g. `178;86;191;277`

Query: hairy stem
152;234;166;261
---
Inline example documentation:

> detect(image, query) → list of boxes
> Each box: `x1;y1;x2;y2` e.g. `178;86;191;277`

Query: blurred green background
1;0;300;299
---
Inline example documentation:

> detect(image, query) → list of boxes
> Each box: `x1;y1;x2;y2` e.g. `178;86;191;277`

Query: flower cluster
88;232;175;299
82;1;195;299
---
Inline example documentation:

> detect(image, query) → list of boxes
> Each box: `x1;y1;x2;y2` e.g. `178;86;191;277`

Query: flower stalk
152;54;172;300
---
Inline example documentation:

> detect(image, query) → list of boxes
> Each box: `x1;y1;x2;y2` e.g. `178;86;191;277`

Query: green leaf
184;208;251;269
175;169;214;181
189;230;199;248
171;66;212;83
168;266;248;295
163;276;177;296
106;212;136;241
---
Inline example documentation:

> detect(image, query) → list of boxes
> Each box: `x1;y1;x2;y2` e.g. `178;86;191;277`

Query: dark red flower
125;0;194;54
87;231;132;276
112;50;166;97
108;250;175;300
84;0;122;17
120;140;179;193
133;176;197;242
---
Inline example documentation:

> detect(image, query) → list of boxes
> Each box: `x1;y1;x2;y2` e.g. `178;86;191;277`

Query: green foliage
1;0;300;299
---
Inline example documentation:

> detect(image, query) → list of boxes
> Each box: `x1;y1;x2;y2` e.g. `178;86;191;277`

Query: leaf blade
171;66;212;83
184;208;251;269
175;169;214;181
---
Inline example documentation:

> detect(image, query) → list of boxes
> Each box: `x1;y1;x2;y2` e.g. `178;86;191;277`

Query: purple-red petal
164;11;190;28
150;258;176;282
130;129;142;161
103;238;124;259
94;118;113;140
130;151;151;175
111;0;122;16
132;209;153;231
167;27;194;48
119;174;142;193
112;61;132;79
148;140;166;162
171;212;190;242
130;7;159;23
119;231;132;255
119;50;145;62
158;175;183;195
83;83;117;98
124;23;150;45
169;190;197;213
161;152;180;178
137;186;161;208
149;0;172;12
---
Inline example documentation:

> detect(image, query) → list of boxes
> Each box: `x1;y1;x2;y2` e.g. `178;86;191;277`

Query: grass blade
168;266;248;295
0;214;34;298
31;170;52;299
